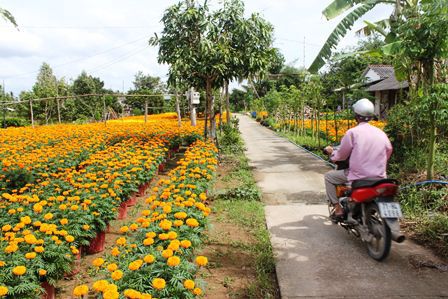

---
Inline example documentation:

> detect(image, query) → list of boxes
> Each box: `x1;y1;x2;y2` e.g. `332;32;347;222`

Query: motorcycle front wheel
365;202;391;261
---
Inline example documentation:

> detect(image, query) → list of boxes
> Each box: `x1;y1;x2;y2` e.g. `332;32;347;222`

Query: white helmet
352;98;374;117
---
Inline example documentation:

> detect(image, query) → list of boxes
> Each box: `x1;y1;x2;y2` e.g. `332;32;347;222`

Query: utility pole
144;99;148;123
303;36;306;68
30;99;34;128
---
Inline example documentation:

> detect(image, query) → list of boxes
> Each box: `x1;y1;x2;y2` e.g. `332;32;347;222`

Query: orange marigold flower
143;254;155;264
152;278;166;290
73;285;89;297
186;218;199;227
92;280;109;292
193;287;202;295
0;286;8;296
39;269;47;276
107;263;118;272
12;266;26;276
92;258;105;267
167;256;181;267
111;270;123;281
184;279;195;290
196;256;208;267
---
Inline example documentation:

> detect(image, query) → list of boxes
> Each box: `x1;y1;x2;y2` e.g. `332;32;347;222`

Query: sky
0;0;392;96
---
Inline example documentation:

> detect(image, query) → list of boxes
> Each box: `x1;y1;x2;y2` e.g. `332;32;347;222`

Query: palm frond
0;8;18;28
309;1;382;73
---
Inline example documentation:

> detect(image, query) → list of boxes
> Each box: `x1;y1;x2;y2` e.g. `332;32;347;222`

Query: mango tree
151;0;275;138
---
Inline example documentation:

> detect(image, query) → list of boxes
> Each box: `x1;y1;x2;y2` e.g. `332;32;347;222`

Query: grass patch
213;199;278;298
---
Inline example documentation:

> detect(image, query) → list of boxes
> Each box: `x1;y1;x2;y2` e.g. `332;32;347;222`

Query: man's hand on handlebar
323;146;334;156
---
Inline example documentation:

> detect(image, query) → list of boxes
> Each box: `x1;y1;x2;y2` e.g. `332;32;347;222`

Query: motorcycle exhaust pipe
385;218;406;243
391;231;406;243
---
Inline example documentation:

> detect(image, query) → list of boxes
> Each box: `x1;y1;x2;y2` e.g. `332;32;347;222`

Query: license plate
378;202;403;218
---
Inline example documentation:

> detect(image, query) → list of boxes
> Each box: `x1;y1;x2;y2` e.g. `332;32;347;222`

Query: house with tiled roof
362;65;408;119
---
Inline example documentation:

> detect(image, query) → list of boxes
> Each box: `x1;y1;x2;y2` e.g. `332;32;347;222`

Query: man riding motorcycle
324;98;393;218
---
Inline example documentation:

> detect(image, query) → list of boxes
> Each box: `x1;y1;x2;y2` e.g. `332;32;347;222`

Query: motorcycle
324;147;405;261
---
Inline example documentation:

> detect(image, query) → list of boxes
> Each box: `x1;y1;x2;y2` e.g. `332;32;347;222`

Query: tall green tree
72;71;105;121
151;0;275;137
126;72;165;115
31;63;59;124
391;0;448;179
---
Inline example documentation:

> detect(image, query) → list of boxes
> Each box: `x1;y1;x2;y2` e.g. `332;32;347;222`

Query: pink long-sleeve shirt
331;122;393;182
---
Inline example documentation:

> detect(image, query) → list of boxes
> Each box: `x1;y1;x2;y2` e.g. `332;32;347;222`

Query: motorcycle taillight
374;183;398;197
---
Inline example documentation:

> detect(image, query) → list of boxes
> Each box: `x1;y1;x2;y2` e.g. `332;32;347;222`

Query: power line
88;46;149;73
1;35;151;79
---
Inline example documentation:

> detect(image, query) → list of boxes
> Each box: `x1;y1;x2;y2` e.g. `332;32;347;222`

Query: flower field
0;114;217;298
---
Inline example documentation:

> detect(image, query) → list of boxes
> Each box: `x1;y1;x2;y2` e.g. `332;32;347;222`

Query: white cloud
0;0;393;96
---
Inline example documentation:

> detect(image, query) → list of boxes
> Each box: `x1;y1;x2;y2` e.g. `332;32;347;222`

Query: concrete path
237;114;448;299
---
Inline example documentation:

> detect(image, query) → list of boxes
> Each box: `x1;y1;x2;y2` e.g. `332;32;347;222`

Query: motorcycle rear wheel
365;202;391;261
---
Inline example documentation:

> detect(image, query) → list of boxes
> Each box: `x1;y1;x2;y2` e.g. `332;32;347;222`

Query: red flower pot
126;194;138;206
41;281;55;299
118;201;128;220
86;231;106;254
158;162;165;173
106;223;111;233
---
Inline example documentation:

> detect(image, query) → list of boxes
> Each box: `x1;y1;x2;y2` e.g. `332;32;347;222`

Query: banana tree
308;0;413;73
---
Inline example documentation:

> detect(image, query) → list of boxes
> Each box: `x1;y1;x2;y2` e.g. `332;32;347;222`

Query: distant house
362;65;408;119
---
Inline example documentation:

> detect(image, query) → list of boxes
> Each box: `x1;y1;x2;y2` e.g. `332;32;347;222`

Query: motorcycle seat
351;178;399;190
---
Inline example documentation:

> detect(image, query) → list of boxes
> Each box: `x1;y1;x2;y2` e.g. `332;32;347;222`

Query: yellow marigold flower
167;256;181;267
1;225;11;232
158;233;169;240
146;232;156;238
92;258;105;267
59;204;67;210
103;289;120;299
60;218;69;225
12;266;26;276
65;235;75;242
168;231;177;240
184;279;195;290
174;212;187;219
82;224;90;230
43;213;53;220
159;219;172;230
143;254;155;264
20;216;32;225
0;261;5;267
116;237;126;246
25;252;36;259
186;218;199;227
152;278;166;290
129;223;139;231
0;286;8;296
24;234;37;244
162;249;173;259
73;284;89;297
124;289;142;299
163;205;172;213
181;240;192;248
128;260;143;271
111;270;123;281
196;256;208;267
111;247;120;256
193;287;202;295
39;269;47;276
33;203;43;213
71;205;79;211
119;226;129;233
107;263;118;272
92;280;109;292
141;294;152;299
143;238;154;246
34;246;45;253
173;220;183;227
199;193;207;201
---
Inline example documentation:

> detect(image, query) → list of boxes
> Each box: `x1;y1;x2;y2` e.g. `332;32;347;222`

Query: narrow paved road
237;114;448;299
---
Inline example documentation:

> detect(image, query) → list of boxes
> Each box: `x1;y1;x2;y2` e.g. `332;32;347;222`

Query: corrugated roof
367;75;409;91
362;64;395;80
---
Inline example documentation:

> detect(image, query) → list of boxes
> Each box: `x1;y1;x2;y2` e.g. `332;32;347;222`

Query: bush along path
71;139;218;298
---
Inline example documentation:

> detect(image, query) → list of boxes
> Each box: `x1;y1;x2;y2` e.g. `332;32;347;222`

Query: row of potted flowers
0;122;203;298
72;139;218;299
